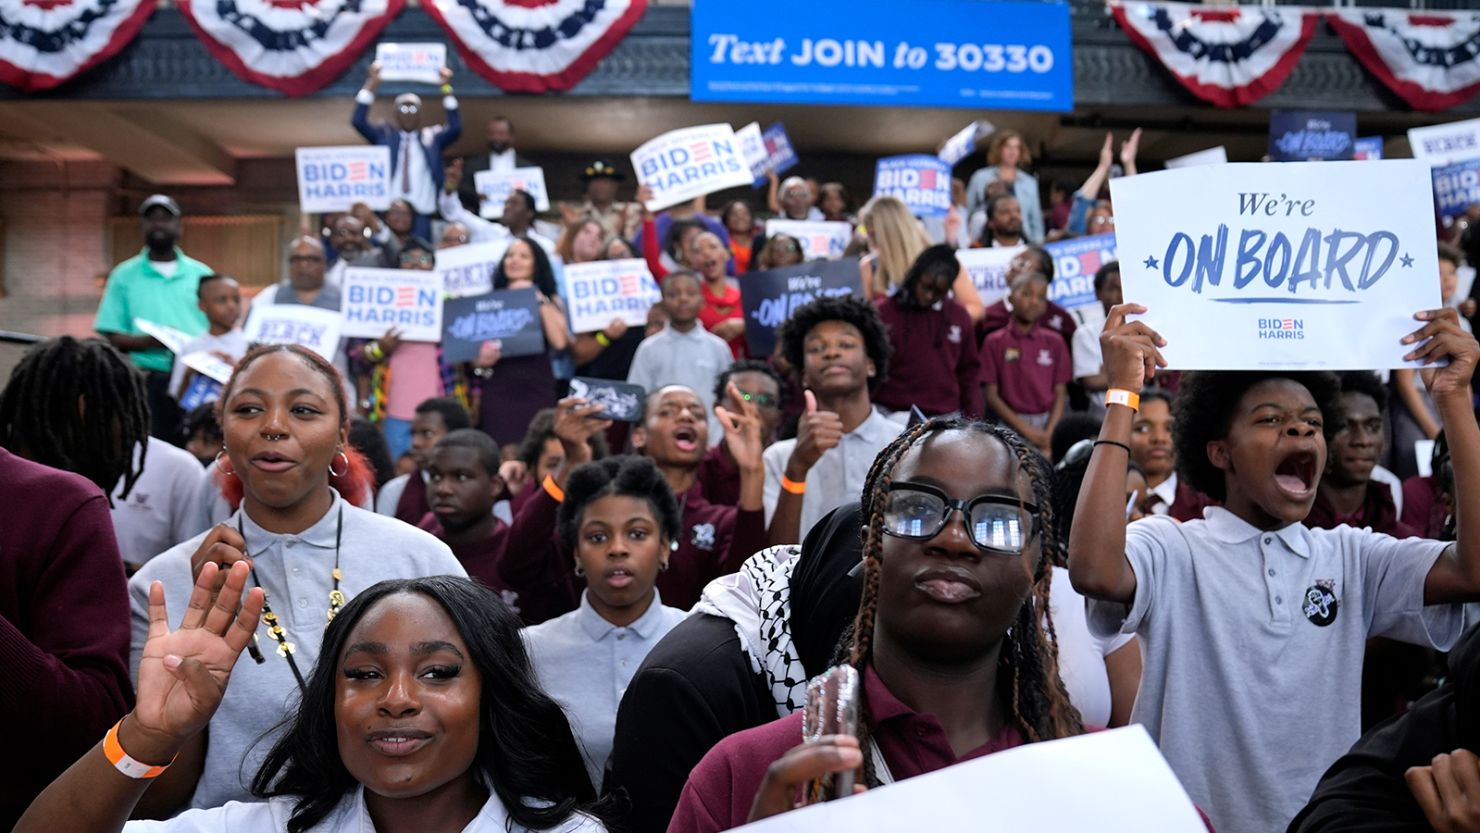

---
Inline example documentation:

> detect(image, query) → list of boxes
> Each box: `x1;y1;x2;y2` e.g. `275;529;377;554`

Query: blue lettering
1234;229;1265;289
1164;234;1194;289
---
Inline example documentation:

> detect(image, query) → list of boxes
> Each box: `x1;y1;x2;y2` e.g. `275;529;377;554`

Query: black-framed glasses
735;389;779;409
881;481;1039;554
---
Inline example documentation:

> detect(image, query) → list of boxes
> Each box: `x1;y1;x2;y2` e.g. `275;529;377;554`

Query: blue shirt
523;591;687;791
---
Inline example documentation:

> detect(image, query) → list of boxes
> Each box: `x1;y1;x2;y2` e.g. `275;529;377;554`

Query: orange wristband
780;474;807;495
103;720;176;779
542;474;566;503
1105;389;1140;412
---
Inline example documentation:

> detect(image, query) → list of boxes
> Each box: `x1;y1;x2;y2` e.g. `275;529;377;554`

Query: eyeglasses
400;252;434;267
397;104;420;114
1090;216;1115;227
881;481;1039;554
734;389;779;409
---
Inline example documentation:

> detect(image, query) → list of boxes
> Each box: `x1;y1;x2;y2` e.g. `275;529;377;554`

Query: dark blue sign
1354;136;1384;161
1433;158;1480;219
691;0;1073;112
753;122;799;188
442;288;544;364
741;259;863;356
1268;111;1357;162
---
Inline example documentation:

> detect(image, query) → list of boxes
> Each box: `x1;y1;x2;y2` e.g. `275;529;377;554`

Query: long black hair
493;236;560;300
0;336;149;500
251;576;606;832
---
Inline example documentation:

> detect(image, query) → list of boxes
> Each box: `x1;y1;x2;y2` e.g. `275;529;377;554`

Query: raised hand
1120;128;1142;176
1097;132;1114;171
377;328;403;359
603;318;629;342
1404;307;1480;401
553;396;610;468
636;185;656;218
366;62;381;91
132;562;264;755
1099;303;1168;391
717;381;765;470
788;390;844;475
746;735;864;822
187;524;251;609
439;66;453;85
499;459;531;496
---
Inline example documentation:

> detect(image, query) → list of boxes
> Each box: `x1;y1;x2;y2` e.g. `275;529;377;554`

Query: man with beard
457;115;534;213
980;192;1026;248
94;194;214;441
324;212;383;289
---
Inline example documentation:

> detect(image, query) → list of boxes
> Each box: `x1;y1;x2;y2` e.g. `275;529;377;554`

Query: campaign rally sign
874;155;952;217
691;0;1072;112
473;168;550;219
1111;160;1442;370
741;259;862;356
296;146;392;213
340;267;444;342
632;124;753;211
1044;234;1118;319
435;241;508;298
176;351;235;411
374;43;446;84
180;350;236;384
133;318;193;355
764;219;852;260
956;246;1022;307
736;122;769;182
1433;158;1480;219
1354;136;1384;161
1268;111;1356;162
1164;147;1227;169
938;120;993;167
442;288;544;363
243;305;342;361
563;259;663;333
753;122;799;188
1409;117;1480;167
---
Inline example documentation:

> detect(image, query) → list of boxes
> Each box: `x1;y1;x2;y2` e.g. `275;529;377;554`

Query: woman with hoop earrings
127;344;466;818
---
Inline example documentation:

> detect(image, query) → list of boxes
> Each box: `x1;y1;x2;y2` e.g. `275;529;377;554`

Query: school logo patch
947;324;961;344
691;522;716;551
1302;579;1339;627
1037;348;1054;367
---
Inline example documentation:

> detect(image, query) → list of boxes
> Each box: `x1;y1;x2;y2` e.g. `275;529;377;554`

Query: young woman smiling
16;570;606;833
125;344;466;816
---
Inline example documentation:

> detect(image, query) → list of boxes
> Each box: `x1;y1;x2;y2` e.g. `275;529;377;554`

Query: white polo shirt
1087;508;1468;833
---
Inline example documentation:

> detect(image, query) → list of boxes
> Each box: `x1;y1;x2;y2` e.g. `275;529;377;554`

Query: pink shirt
386;341;442;420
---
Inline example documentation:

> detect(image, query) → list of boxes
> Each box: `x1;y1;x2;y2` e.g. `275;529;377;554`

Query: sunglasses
397;104;420;114
881;481;1039;554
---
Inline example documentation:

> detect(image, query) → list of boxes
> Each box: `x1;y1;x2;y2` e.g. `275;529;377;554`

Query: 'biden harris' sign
1111;160;1441;371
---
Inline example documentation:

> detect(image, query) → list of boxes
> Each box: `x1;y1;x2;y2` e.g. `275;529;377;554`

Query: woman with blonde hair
858;195;983;322
965;130;1044;245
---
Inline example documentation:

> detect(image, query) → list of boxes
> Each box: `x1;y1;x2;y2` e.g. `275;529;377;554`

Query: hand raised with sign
1100;303;1167;392
439;66;453;85
376;328;403;360
1404;306;1479;401
366;62;381;91
553;396;610;471
603;318;629;342
636;186;655;218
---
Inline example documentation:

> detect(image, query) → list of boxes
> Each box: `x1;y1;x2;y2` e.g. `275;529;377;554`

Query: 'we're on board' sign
1111;160;1441;370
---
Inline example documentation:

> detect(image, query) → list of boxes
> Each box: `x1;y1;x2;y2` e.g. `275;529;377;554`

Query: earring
328;450;350;477
215;449;236;478
574;562;586;577
669;540;679;552
659;561;669;572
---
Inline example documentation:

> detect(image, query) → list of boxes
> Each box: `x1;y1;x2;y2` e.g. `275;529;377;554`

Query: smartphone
569;377;645;422
802;665;861;801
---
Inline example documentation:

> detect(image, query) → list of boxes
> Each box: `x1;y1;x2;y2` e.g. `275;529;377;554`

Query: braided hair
0;336;149;500
844;416;1083;787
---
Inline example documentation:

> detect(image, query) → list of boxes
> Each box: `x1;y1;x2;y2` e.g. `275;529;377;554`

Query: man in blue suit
351;61;461;240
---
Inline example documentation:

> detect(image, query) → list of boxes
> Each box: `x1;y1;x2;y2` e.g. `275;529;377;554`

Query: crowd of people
7;100;1480;833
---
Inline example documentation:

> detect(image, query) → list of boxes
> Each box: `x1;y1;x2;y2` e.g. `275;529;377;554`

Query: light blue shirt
523;591;687;791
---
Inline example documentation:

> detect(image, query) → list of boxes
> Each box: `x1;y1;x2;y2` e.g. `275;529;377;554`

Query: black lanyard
237;504;343;694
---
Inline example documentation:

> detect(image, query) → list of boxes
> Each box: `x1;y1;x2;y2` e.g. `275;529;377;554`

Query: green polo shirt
94;248;212;373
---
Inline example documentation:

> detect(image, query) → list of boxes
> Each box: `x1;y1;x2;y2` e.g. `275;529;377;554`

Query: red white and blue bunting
175;0;404;97
1111;1;1318;108
1327;10;1480;112
421;0;645;94
0;0;157;92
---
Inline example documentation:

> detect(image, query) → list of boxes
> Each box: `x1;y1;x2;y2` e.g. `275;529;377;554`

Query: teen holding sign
1070;302;1480;833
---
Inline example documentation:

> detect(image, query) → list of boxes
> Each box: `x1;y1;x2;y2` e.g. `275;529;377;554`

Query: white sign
1164;146;1228;169
473;167;550;219
938;120;993;167
957;245;1025;306
179;350;235;384
374;42;446;84
295;146;392;213
435;240;508;298
733;726;1205;833
632;124;753;211
243;305;343;362
133;318;193;355
562;259;662;334
736;121;769;181
1409;117;1480;167
764;219;852;260
1112;160;1442;370
340;267;444;343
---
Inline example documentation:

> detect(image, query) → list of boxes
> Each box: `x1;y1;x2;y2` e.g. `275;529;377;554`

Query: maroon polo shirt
873;295;984;418
393;470;430;526
416;513;516;603
697;444;742;507
501;479;766;623
980;321;1071;416
1402;474;1448;540
1306;481;1419;539
667;666;1027;833
980;298;1077;344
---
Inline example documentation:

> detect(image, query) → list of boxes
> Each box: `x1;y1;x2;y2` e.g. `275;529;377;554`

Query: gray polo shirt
128;491;466;810
626;323;734;446
762;408;902;541
1087;508;1468;833
110;437;210;567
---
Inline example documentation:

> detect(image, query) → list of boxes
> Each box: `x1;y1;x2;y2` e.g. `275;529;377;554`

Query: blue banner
442;288;545;364
1268;110;1357;162
753;122;799;188
1043;233;1118;312
1354;136;1384;161
741;259;863;356
874;155;952;218
1433;158;1480;219
691;0;1073;112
